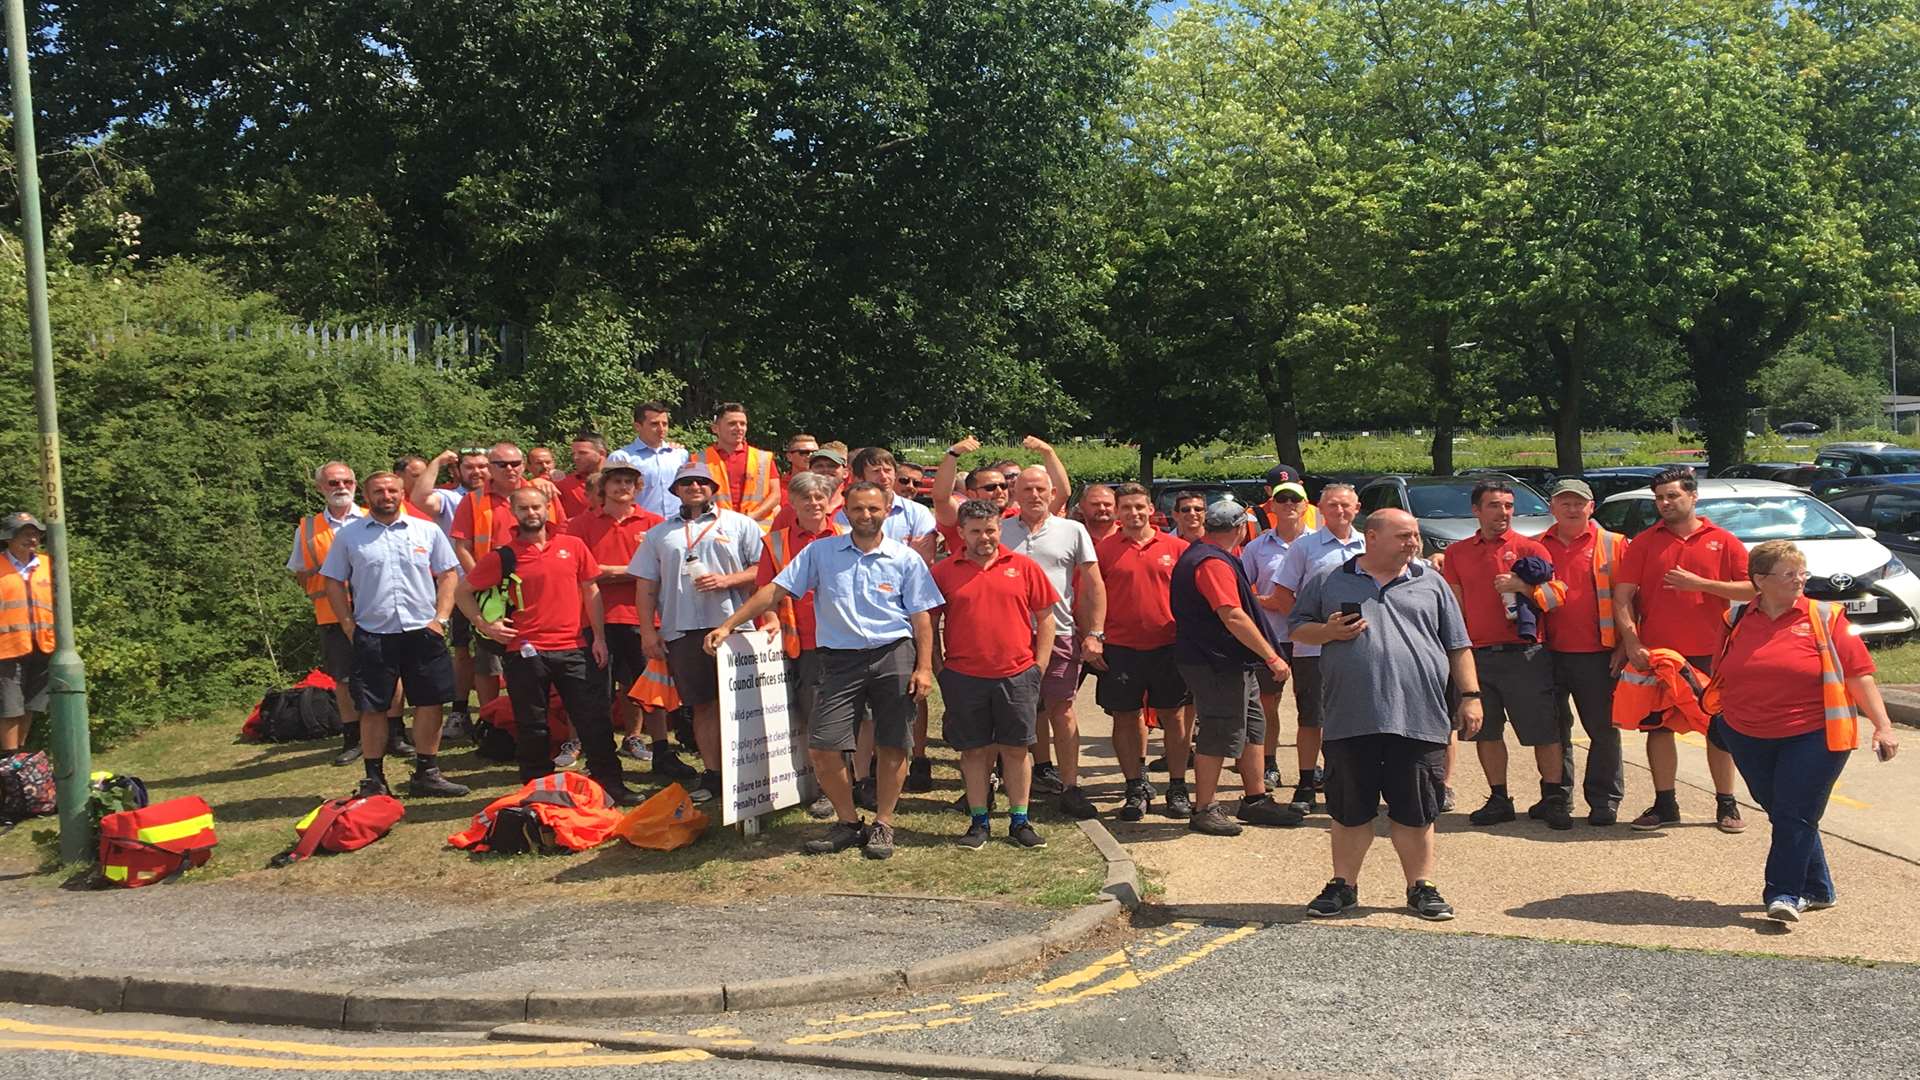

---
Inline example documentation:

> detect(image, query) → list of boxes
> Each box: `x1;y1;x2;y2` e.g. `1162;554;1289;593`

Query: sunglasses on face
1275;493;1305;502
976;483;1008;492
1175;505;1205;514
489;459;524;468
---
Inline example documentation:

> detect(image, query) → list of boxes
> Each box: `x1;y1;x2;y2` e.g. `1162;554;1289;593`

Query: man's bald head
1363;507;1422;565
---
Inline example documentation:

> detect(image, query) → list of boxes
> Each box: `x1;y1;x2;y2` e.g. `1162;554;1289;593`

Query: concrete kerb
1879;686;1920;729
490;1023;1243;1080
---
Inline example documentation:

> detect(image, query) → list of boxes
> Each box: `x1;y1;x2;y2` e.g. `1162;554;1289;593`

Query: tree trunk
1542;320;1586;476
1685;332;1754;469
1249;344;1304;470
1428;318;1458;476
1138;439;1156;487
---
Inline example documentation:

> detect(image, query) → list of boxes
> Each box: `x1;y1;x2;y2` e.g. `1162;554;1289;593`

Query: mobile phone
1339;602;1364;619
1875;741;1893;762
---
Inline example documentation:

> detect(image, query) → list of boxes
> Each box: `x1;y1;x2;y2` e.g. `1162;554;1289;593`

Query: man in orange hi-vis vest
0;513;54;752
286;461;389;765
701;401;780;530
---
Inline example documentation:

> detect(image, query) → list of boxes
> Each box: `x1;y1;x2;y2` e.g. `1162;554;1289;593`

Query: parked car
1809;473;1920;499
1456;465;1558;486
1596;479;1920;638
1812;442;1920;479
1777;421;1823;436
1357;475;1553;556
1580;466;1689;501
1822;485;1920;576
1148;480;1236;531
1713;461;1806;480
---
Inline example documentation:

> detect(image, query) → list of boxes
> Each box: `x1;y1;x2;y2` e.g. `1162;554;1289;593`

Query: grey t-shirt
628;508;766;641
1289;556;1469;745
998;514;1097;637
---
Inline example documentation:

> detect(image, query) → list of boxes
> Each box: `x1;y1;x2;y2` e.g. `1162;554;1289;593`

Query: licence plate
1843;597;1878;614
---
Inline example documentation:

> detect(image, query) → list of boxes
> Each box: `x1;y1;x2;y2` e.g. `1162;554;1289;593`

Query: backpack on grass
258;685;344;743
97;796;216;887
0;750;56;824
270;793;404;867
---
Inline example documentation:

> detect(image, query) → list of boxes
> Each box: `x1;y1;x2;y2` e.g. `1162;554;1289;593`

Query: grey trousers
1551;650;1625;811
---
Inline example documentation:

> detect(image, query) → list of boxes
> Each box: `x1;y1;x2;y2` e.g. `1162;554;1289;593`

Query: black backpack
259;686;344;742
483;806;556;855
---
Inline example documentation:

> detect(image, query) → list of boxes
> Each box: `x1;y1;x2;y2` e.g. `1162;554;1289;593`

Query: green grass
0;704;1105;908
1865;638;1920;686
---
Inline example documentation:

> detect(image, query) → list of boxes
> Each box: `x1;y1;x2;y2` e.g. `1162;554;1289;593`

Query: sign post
716;630;814;830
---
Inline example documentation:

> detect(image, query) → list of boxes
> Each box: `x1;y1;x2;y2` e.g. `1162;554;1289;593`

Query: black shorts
666;630;721;707
1291;653;1323;728
813;640;917;752
349;628;455;713
604;624;645;689
939;666;1041;750
320;624;355;681
450;609;474;649
1094;644;1189;714
790;651;823;734
1323;733;1447;828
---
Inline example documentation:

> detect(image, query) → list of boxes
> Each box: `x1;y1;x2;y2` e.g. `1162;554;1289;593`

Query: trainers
807;793;836;819
332;743;364;767
1163;781;1193;819
1189;803;1244;837
863;821;896;860
442;712;474;745
1031;763;1066;794
1541;797;1573;831
406;768;470;798
1766;897;1804;923
1058;785;1099;820
1009;821;1047;849
553;739;582;769
1806;896;1837;911
1407;880;1455;921
1288;784;1320;815
1716;799;1747;834
957;821;991;850
1237;794;1306;827
1263;763;1283;791
1119;780;1150;822
804;820;868;855
1439;786;1456;813
1146;756;1168;774
1631;802;1681;831
1306;877;1358;918
688;770;721;805
650;752;700;781
1468;794;1516;826
353;776;391;799
387;729;415;758
1589;805;1618;827
619;736;653;763
905;756;934;794
852;776;877;811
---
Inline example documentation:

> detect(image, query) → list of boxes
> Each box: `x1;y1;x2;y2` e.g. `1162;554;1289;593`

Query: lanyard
683;516;720;562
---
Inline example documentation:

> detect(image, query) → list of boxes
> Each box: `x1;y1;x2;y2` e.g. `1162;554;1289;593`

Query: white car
1595;479;1920;638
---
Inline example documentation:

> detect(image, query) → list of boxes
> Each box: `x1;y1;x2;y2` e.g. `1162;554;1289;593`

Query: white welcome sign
717;629;813;826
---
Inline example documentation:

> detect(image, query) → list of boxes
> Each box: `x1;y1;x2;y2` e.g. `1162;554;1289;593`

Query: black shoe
863;821;896;860
1631;802;1681;831
387;730;415;758
1542;797;1573;831
599;782;645;807
688;770;721;805
1527;783;1573;820
804;820;868;855
905;756;934;794
1031;763;1066;794
1307;878;1358;918
1588;805;1618;827
1146;756;1168;774
1119;780;1150;822
1009;821;1047;849
1163;781;1193;820
1469;794;1516;826
807;793;836;820
1237;794;1306;827
353;776;391;799
406;768;470;798
852;776;878;811
650;752;700;781
957;821;990;850
332;743;364;767
1058;785;1099;820
1189;803;1243;837
1288;784;1320;815
1407;880;1455;921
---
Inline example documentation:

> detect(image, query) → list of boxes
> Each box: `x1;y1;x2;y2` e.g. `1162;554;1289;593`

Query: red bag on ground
98;796;217;887
271;794;405;867
476;691;574;750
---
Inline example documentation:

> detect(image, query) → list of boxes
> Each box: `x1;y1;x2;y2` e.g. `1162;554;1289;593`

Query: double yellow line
0;1018;710;1072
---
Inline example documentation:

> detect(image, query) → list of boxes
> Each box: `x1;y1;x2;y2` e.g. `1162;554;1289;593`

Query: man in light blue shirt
834;446;937;548
707;482;939;860
1240;478;1313;796
618;400;691;520
1269;482;1365;814
319;471;469;800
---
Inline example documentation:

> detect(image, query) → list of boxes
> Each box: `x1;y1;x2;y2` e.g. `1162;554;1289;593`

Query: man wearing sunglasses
930;436;1017;555
1170;492;1210;544
289;461;386;765
450;442;567;720
1244;477;1315;801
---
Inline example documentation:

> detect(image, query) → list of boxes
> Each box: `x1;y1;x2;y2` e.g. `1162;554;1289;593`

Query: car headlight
1426;536;1454;550
1855;557;1911;585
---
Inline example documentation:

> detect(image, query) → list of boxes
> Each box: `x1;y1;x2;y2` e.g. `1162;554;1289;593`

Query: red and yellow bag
98;796;217;888
271;794;404;867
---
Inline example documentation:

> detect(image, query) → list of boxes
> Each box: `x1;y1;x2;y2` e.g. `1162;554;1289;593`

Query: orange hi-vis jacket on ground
446;772;624;853
1529;525;1627;647
703;444;779;530
1701;598;1860;751
1612;648;1712;735
295;510;364;625
0;560;55;659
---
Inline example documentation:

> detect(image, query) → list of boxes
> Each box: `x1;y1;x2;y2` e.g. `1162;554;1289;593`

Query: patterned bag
0;750;56;824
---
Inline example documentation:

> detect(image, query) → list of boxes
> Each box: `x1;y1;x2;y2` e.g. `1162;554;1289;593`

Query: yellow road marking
785;1015;972;1046
1134;924;1261;982
1033;949;1128;994
684;1025;741;1038
1135;924;1200;955
0;1037;708;1071
907;1003;955;1015
1677;732;1707;748
0;1019;593;1059
1001;970;1140;1014
956;992;1009;1005
804;1008;908;1027
1831;793;1870;810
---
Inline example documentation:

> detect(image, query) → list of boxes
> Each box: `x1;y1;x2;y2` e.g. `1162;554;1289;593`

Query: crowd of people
275;401;1901;924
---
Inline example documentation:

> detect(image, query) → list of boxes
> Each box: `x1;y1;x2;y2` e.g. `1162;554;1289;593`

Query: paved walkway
1068;688;1920;963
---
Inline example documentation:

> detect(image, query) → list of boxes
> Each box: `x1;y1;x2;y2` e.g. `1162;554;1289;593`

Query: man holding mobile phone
1290;508;1481;922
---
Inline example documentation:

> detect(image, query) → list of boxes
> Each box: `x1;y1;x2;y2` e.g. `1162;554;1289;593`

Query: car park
1812;442;1920;479
1596;478;1920;638
1357;474;1553;556
1456;465;1558;486
1821;484;1920;576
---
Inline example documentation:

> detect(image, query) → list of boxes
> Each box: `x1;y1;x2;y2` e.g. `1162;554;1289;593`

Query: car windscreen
1698;495;1860;542
1406;483;1550;519
1879;452;1920;475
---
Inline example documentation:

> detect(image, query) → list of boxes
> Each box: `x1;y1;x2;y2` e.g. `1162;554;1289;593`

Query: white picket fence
86;321;523;370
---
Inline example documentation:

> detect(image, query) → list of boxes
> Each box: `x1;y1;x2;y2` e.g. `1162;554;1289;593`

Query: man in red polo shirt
553;432;608;519
933;499;1058;850
1439;480;1571;830
1096;483;1191;821
1079;485;1118;543
457;486;639;804
1614;468;1754;833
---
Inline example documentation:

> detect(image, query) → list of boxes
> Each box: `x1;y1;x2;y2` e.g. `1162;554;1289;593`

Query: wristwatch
1459;690;1483;699
1086;631;1106;641
945;448;961;457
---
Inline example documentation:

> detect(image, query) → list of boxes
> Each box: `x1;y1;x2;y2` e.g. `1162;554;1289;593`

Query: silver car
1595;479;1920;638
1357;475;1554;557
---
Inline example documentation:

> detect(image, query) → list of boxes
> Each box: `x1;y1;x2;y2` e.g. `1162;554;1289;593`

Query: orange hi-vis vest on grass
764;521;846;659
1528;525;1626;647
296;511;363;625
1612;648;1711;735
0;561;55;658
703;444;779;530
446;771;624;853
1701;598;1860;751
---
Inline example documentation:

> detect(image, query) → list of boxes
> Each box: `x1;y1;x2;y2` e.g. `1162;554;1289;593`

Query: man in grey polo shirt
1290;508;1483;922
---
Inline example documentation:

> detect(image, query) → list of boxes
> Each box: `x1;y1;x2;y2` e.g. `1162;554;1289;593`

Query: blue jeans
1710;717;1848;906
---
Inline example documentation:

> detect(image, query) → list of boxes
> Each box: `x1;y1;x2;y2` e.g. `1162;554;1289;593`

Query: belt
1474;642;1539;653
817;639;911;655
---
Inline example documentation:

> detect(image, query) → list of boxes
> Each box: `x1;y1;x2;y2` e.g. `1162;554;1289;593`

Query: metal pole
6;0;93;861
1894;323;1901;434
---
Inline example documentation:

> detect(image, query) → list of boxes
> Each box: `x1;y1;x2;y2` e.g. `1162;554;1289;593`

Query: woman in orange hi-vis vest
701;402;780;530
1702;540;1898;924
0;512;55;751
